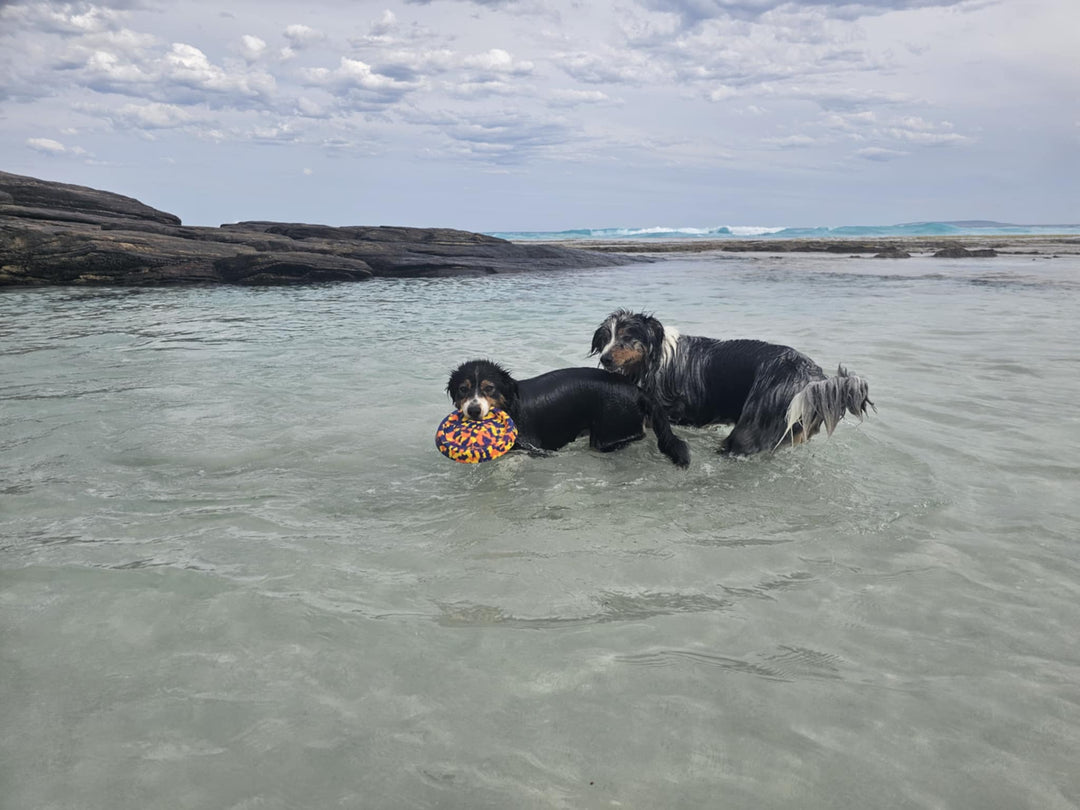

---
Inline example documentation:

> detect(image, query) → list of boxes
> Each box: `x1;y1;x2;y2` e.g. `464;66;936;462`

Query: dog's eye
481;383;495;395
458;383;470;395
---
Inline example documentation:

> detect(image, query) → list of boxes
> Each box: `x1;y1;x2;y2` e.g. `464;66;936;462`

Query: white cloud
302;57;421;109
26;137;87;156
371;10;398;36
0;3;125;36
462;48;533;76
85;48;154;86
884;127;969;145
162;43;277;99
283;24;325;49
26;137;68;154
240;35;267;62
548;88;613;107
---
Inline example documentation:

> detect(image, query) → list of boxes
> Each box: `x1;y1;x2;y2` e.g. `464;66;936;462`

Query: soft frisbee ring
435;409;518;463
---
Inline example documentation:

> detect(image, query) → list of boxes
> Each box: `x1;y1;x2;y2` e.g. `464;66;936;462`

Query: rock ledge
1;171;634;286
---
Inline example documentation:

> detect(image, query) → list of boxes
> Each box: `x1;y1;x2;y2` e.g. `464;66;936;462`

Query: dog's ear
643;314;666;363
446;362;471;400
644;314;664;343
590;320;612;356
497;365;520;412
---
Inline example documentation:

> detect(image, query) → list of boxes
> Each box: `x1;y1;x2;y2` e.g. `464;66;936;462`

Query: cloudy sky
1;0;1077;230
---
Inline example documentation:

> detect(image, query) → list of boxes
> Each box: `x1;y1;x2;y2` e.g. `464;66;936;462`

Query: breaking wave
489;221;1080;241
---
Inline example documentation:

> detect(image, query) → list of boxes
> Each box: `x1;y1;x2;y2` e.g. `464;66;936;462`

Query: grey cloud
826;111;972;149
762;133;818;148
405;107;578;164
108;101;193;129
638;0;976;26
446;80;521;98
794;87;913;112
366;50;455;83
855;146;909;160
557;49;661;85
403;0;521;6
303;57;422;110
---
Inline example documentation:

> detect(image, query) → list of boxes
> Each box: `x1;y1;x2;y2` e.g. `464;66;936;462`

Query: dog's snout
599;353;614;369
466;402;483;419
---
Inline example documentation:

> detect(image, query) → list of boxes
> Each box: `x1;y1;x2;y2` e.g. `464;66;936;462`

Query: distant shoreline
516;234;1080;256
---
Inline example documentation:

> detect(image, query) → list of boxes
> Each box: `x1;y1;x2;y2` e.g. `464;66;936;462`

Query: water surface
2;253;1079;809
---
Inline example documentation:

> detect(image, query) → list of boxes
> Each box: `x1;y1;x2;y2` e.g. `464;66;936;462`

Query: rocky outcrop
933;246;999;258
0;171;636;286
873;247;911;259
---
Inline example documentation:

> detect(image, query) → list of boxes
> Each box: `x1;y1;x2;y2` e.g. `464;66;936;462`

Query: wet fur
447;359;690;467
590;310;874;456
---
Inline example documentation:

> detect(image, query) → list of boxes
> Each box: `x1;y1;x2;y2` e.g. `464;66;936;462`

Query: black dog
447;359;690;467
590;310;874;456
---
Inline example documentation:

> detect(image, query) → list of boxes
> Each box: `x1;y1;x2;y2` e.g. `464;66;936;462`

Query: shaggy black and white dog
590;310;874;456
447;359;690;467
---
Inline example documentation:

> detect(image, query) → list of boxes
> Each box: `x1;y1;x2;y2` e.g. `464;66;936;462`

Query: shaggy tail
777;366;875;450
639;392;691;467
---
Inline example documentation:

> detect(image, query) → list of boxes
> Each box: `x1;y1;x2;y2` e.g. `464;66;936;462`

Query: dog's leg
515;438;555;458
638;391;691;467
720;425;755;456
590;430;645;453
719;409;780;456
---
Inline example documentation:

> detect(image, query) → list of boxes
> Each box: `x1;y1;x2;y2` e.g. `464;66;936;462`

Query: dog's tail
777;366;875;449
639;391;691;467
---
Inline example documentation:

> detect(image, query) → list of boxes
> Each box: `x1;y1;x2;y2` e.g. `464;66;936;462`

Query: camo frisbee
435;408;518;463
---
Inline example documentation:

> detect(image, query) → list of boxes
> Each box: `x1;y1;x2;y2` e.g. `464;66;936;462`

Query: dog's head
590;309;667;381
446;359;517;420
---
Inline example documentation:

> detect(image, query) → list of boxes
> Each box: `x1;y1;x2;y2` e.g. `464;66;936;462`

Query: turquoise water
2;253;1080;808
491;221;1080;241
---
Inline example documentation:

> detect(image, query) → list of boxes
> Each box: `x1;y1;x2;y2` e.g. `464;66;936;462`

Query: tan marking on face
479;379;508;412
608;344;645;369
454;378;507;417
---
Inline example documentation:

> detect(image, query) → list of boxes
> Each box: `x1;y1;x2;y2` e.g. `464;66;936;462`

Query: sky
1;0;1077;231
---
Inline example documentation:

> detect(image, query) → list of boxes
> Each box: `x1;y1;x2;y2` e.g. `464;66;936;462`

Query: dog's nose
466;403;482;419
599;353;614;369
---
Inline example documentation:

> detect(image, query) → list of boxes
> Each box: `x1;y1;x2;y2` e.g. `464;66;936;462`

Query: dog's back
515;368;650;448
516;368;689;466
656;337;822;427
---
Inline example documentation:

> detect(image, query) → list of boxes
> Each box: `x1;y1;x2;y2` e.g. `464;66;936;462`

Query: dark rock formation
933;246;999;258
873;247;911;259
0;171;636;286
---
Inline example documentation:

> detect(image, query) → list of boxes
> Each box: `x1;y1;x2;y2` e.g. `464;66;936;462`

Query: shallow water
2;253;1079;809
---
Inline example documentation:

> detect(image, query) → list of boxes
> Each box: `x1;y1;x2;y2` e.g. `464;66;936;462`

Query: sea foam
488;221;1080;241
